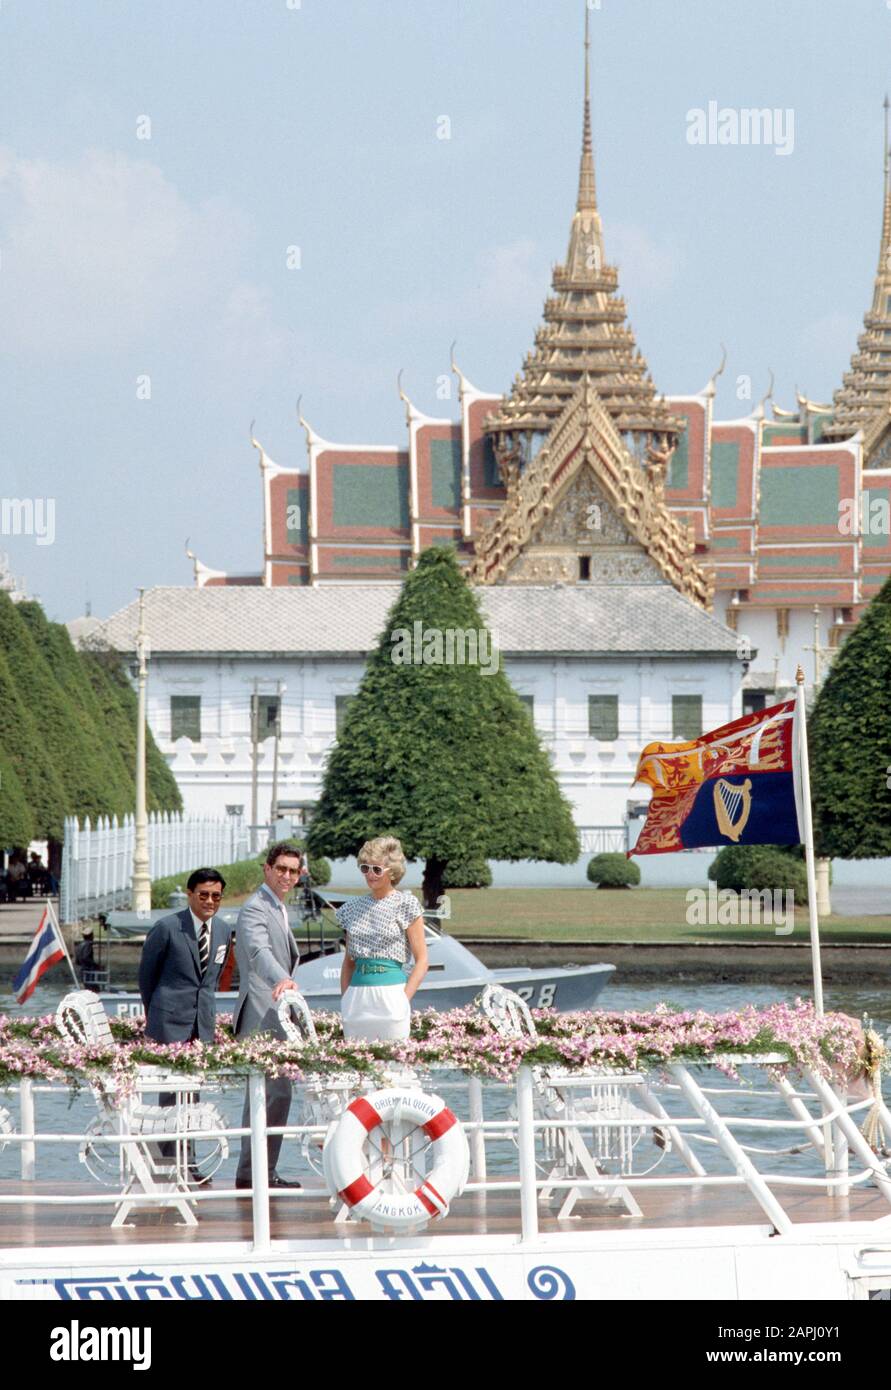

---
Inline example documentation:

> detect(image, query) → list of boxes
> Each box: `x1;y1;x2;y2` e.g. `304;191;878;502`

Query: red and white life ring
323;1088;469;1232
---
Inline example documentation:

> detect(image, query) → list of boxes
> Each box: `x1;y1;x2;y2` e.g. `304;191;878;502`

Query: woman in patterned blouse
335;836;428;1041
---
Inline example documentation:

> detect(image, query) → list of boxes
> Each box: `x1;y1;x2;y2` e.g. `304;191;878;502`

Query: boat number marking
514;984;556;1009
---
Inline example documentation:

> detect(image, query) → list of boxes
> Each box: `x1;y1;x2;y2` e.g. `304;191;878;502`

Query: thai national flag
13;909;65;1004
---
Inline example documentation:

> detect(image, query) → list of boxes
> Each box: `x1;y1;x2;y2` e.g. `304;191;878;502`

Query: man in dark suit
138;867;231;1181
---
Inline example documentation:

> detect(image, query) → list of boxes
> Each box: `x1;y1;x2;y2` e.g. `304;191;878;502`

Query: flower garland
0;1000;871;1092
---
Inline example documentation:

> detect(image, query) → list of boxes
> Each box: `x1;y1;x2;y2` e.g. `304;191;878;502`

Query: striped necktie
198;921;210;975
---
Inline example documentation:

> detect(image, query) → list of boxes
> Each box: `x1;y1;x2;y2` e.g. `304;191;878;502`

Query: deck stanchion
772;1074;827;1161
467;1076;487;1182
248;1071;272;1250
806;1069;891;1208
20;1080;35;1182
832;1084;851;1200
669;1063;793;1235
516;1066;539;1242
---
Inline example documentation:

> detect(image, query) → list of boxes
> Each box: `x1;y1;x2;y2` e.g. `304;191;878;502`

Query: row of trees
0;592;181;849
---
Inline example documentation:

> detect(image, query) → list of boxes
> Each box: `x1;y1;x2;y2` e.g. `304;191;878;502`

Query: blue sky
1;0;889;619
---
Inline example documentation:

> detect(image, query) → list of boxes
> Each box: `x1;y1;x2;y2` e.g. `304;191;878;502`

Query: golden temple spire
577;5;597;212
824;96;891;449
881;94;891;275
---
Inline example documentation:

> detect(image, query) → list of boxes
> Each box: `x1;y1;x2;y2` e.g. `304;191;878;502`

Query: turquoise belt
352;957;406;987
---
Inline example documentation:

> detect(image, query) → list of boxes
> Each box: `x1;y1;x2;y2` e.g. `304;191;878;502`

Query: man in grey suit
138;867;231;1178
234;841;304;1190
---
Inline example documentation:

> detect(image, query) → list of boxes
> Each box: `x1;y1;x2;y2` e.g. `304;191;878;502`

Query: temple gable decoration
469;377;713;608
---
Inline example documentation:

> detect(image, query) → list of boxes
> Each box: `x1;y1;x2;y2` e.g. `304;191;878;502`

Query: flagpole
795;666;824;1016
45;898;79;989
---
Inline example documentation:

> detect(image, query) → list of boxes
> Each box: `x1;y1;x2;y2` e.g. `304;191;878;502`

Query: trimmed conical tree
17;602;134;815
0;592;113;823
79;641;182;813
0;639;68;841
810;575;891;858
0;743;35;847
307;545;580;905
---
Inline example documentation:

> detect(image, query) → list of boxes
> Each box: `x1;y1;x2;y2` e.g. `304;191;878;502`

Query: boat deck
1;1177;887;1249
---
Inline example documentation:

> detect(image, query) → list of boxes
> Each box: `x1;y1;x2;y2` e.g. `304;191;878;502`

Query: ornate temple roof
471;376;712;609
484;11;683;467
824;98;891;452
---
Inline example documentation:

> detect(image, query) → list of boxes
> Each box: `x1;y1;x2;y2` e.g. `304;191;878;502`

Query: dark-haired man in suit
138;867;231;1180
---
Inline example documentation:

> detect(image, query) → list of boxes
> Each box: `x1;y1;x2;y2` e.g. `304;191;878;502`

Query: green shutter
672;694;702;741
171;696;201;742
518;694;534;719
588;694;618;741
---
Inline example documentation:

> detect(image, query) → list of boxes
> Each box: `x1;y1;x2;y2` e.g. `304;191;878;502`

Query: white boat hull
1;1224;884;1301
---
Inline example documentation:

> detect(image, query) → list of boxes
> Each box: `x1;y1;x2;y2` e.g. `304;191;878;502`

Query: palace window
518;694;535;719
170;696;201;742
776;608;790;638
672;694;702;741
254;695;281;739
335;695;357;736
588;694;619;742
742;690;768;716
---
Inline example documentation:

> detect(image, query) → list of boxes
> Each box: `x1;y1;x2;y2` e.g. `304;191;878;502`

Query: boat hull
101;964;614;1020
1;1225;880;1301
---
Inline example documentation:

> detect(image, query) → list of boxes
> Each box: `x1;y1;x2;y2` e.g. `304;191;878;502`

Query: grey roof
90;583;740;658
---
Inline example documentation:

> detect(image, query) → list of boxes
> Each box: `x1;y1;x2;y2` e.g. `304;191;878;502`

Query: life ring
323;1088;469;1232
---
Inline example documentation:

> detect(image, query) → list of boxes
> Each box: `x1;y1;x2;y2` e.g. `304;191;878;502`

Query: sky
1;0;889;621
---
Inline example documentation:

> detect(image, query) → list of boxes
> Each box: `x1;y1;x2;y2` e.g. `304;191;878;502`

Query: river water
2;978;889;1189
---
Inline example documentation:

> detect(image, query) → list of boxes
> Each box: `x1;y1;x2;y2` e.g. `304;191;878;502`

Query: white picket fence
60;812;252;923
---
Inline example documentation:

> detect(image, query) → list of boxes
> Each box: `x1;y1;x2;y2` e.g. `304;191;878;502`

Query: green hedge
708;845;808;901
586;853;640;888
443;857;492;889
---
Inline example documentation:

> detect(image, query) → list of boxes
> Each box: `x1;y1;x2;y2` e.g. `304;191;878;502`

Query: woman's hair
358;836;406;885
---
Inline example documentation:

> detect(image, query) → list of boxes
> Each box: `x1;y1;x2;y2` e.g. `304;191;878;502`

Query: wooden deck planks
0;1177;886;1249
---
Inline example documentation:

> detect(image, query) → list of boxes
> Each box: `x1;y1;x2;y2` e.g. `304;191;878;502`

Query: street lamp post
132;588;151;915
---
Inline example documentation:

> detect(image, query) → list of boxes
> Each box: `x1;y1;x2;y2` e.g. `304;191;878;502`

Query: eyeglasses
195;891;223;902
271;864;302;876
359;864;387;877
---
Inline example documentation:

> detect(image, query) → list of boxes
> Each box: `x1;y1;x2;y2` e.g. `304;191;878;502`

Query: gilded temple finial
576;4;597;213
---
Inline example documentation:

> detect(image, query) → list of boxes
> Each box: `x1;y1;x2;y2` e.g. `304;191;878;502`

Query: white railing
4;1059;891;1253
59;812;252;922
577;825;627;854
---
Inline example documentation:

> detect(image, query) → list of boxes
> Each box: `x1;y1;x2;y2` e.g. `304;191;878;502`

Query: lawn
322;886;891;945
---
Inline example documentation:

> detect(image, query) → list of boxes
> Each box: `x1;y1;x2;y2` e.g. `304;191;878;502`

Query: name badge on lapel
214;945;226;965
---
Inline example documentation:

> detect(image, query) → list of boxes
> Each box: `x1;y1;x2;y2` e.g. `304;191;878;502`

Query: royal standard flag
630;699;804;856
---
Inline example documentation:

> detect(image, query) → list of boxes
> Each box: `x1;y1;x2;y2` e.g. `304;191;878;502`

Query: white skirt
341;984;411;1041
